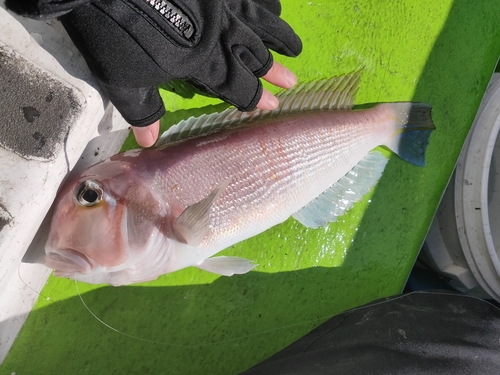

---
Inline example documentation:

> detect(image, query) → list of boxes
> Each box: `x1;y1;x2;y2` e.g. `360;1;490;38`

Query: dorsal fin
292;151;388;228
157;71;362;146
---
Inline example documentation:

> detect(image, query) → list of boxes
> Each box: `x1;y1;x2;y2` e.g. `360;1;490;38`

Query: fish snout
44;249;93;276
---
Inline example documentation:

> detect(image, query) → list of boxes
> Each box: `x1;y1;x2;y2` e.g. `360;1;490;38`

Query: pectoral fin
196;256;257;276
172;178;231;246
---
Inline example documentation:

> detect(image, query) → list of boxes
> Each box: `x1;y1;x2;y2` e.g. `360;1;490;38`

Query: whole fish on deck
45;72;435;285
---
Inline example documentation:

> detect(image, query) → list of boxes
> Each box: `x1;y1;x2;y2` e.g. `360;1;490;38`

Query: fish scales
150;109;390;252
83;107;393;277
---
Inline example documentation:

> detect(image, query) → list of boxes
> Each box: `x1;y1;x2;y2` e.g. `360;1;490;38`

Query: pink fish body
45;73;434;285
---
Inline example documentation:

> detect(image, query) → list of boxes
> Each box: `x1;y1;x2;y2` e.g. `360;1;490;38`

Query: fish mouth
44;249;93;276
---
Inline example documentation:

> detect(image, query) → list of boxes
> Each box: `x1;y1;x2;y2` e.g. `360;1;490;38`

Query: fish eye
75;180;104;207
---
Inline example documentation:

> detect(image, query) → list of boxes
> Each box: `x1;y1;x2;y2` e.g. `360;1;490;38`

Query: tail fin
385;103;435;167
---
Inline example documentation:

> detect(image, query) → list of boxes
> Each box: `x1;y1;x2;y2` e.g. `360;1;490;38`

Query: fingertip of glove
253;51;274;78
288;35;303;57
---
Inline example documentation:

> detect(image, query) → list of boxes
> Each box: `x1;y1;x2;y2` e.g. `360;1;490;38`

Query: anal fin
293;151;388;228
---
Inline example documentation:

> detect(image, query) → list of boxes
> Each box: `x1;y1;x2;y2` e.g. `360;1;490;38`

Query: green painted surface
3;1;500;374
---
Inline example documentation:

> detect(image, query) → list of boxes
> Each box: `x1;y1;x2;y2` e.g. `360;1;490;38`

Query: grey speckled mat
0;45;83;160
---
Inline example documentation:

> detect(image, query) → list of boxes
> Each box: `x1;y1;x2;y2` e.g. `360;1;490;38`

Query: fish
44;72;435;286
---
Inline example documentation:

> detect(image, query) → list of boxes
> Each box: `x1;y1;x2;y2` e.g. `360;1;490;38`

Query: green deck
3;1;500;374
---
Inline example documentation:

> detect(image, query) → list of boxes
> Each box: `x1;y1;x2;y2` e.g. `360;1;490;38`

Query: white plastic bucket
424;73;500;302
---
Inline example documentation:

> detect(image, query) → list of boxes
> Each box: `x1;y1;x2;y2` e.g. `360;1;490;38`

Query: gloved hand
6;0;302;146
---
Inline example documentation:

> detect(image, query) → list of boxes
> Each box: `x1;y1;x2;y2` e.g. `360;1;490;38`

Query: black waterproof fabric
242;291;500;375
6;0;302;126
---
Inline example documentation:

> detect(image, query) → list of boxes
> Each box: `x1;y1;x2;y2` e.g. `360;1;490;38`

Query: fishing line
74;275;175;346
19;265;333;347
17;264;51;301
74;275;339;348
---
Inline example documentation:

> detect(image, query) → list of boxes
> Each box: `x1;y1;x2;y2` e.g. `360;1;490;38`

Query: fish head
45;155;173;286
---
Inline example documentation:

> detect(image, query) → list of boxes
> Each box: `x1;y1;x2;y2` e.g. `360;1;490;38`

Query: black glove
4;0;89;19
6;0;302;127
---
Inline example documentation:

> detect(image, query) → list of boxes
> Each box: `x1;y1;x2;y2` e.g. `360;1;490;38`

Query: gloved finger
132;120;160;148
201;20;271;110
231;43;273;78
252;0;281;16
229;0;302;57
262;61;297;89
254;16;302;57
96;79;165;127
